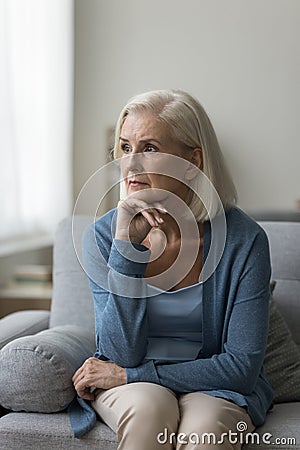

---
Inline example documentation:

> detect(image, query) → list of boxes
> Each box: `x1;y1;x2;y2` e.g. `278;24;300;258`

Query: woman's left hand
72;357;127;401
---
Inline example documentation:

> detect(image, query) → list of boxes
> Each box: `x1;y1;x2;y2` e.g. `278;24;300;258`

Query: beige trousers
92;382;255;450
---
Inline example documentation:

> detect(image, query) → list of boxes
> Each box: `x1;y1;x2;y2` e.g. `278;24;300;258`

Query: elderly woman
71;90;273;449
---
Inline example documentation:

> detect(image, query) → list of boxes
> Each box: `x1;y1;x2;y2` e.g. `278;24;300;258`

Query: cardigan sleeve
82;223;151;368
126;229;272;395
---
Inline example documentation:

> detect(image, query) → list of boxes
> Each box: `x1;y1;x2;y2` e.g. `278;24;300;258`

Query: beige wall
73;0;300;215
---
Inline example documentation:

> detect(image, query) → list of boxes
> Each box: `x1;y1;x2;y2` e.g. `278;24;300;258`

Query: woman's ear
191;148;203;170
185;148;203;180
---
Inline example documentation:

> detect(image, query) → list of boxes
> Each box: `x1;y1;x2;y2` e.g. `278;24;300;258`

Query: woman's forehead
121;112;173;142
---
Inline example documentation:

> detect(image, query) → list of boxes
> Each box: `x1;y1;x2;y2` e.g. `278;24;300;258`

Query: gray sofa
0;215;299;450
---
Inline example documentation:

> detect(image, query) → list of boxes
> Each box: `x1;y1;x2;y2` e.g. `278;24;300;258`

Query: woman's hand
115;192;167;243
72;357;127;401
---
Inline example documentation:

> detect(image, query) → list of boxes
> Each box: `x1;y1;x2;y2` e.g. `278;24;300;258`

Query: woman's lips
128;180;149;187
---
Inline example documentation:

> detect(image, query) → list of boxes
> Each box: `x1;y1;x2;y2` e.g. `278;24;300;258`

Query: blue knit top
69;206;274;438
145;283;203;361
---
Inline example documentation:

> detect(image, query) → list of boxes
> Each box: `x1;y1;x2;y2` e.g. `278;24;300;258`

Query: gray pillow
0;325;95;413
264;295;300;403
0;310;50;350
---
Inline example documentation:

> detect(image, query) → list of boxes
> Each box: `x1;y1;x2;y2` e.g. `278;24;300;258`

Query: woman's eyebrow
119;136;162;145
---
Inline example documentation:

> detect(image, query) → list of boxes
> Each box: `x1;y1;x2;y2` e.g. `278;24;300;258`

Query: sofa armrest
0;310;50;350
0;325;95;413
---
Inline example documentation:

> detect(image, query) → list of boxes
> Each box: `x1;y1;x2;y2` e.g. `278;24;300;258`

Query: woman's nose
123;152;145;174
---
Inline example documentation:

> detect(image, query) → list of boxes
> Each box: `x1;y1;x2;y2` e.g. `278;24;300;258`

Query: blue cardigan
70;206;273;437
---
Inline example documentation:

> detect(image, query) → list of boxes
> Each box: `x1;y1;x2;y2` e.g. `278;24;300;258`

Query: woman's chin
127;185;167;201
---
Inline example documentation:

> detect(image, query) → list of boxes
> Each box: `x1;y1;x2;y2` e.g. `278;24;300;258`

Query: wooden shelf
0;282;52;318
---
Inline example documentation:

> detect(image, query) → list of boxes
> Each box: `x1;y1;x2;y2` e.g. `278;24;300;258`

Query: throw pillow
264;289;300;403
0;310;50;350
0;325;95;413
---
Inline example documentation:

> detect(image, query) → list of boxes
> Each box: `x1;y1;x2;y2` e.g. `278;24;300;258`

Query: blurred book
13;264;52;283
0;280;52;299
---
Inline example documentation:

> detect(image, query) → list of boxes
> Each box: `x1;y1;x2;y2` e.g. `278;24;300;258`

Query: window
0;0;73;247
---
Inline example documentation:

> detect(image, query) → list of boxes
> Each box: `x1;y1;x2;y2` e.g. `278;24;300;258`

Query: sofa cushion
264;297;300;403
50;216;95;330
243;403;300;450
0;411;118;450
0;326;95;413
0;310;50;350
1;404;300;450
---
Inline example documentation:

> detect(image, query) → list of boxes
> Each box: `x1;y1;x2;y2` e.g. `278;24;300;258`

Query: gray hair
113;89;237;221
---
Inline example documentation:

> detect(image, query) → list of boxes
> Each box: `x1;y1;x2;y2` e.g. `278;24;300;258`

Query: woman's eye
121;144;131;153
144;144;157;152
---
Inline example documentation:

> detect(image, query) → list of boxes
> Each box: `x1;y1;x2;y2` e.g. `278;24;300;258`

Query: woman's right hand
115;193;167;244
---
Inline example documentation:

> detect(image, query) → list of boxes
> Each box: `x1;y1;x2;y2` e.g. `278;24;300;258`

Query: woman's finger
73;358;103;389
152;203;168;214
121;197;167;224
121;200;160;226
75;382;95;401
74;372;95;401
140;209;160;227
141;208;163;227
72;366;84;384
72;357;95;384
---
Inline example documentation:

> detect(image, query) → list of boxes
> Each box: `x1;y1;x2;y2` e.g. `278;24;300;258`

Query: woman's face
118;112;199;204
